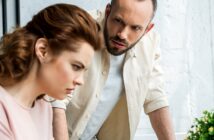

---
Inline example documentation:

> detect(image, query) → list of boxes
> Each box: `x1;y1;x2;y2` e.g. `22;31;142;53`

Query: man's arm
148;107;176;140
53;108;69;140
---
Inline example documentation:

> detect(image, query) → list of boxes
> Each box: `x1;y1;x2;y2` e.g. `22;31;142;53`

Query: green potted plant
186;110;214;140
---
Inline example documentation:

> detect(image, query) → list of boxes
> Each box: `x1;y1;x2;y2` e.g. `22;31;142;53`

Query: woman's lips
66;89;74;94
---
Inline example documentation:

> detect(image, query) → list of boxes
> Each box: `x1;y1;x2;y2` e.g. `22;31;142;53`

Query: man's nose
117;27;129;40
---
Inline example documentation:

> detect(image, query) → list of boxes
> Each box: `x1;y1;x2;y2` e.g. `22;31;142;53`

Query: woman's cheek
55;65;72;84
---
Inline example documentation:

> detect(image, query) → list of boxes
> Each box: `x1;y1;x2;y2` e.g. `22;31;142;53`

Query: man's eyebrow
116;16;143;29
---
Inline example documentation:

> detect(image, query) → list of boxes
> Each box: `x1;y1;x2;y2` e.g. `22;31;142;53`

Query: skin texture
53;0;176;139
0;4;101;140
4;38;94;108
35;39;94;100
53;108;69;140
104;0;154;55
149;107;176;140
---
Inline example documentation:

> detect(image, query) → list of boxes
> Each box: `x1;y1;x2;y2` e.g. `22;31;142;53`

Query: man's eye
114;18;122;24
72;64;82;71
132;26;142;32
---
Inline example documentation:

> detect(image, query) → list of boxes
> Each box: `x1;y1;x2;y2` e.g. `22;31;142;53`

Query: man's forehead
110;0;153;26
111;0;153;16
112;0;151;8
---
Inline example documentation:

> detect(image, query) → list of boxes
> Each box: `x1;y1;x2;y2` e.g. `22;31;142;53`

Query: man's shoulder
133;29;161;56
136;29;160;50
141;29;160;44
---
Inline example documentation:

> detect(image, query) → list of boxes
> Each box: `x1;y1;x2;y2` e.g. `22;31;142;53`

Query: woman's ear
35;38;49;63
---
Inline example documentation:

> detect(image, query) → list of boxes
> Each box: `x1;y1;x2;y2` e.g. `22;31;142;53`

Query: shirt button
102;71;107;75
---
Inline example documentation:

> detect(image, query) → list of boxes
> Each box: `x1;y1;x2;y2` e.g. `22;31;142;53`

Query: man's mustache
111;36;129;46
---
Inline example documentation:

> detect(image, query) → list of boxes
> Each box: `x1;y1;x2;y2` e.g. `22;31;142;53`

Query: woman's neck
4;62;43;108
5;79;41;108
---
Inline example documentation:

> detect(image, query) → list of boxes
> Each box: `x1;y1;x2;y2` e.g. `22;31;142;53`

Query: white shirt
80;54;125;140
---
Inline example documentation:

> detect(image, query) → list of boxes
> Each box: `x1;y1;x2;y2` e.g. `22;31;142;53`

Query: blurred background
1;0;213;139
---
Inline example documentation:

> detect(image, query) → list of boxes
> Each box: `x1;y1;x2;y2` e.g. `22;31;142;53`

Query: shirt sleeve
143;32;169;114
0;103;14;140
0;123;13;140
51;93;73;110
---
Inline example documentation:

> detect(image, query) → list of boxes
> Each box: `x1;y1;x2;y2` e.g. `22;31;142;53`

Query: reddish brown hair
0;3;102;85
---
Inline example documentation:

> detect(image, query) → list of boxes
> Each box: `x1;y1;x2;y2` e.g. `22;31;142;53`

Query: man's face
104;0;154;55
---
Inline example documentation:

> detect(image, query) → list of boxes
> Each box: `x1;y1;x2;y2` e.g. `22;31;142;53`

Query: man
52;0;176;140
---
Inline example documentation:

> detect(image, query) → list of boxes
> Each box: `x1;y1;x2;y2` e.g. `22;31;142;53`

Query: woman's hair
0;3;102;85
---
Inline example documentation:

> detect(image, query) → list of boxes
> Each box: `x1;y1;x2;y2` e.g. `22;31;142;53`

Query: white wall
135;0;214;139
9;0;214;139
19;0;110;26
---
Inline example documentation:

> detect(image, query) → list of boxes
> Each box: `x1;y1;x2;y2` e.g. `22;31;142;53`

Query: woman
0;3;102;140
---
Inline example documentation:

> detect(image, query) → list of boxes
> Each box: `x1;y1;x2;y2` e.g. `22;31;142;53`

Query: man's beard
103;24;143;56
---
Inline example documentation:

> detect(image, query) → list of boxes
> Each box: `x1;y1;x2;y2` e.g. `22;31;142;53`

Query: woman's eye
72;64;82;71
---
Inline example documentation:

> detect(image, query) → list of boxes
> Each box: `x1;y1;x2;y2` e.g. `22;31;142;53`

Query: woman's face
37;41;94;100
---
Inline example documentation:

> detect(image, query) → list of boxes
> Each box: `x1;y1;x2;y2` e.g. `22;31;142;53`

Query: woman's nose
73;74;84;86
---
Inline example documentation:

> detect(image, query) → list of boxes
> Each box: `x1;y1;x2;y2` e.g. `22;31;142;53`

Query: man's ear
35;38;49;63
145;23;154;34
105;3;111;18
